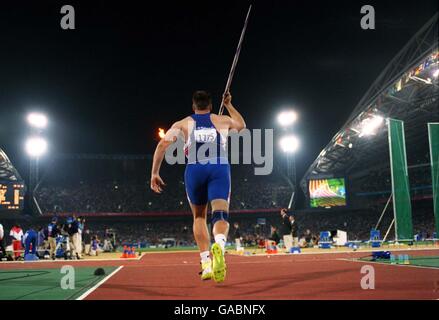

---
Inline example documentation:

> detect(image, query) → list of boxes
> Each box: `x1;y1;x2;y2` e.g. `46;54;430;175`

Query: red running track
1;250;439;299
87;250;439;300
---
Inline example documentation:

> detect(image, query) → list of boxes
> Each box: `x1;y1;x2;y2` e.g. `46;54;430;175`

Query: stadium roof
301;13;439;191
0;148;23;183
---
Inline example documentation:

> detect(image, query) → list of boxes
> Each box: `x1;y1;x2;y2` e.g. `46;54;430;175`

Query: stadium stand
301;14;438;211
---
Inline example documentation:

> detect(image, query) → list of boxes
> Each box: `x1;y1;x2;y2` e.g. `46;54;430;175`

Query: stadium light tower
277;110;298;127
359;115;384;137
27;112;48;129
25;112;49;216
278;135;300;210
279;135;300;153
25;137;48;158
276;109;300;209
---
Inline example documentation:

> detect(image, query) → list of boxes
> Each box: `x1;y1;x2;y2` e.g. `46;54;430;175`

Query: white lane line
339;258;439;270
230;247;439;257
76;265;124;300
0;253;144;265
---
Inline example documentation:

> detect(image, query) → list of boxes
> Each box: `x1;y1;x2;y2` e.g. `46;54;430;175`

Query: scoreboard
0;183;25;211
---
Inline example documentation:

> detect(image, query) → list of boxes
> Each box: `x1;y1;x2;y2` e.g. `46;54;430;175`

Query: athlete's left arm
150;121;182;193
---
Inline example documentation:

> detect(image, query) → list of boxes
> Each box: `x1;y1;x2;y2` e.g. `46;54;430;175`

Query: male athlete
150;91;245;282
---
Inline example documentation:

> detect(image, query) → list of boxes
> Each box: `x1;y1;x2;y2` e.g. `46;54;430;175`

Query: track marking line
120;257;342;269
76;265;124;300
338;258;439;270
0;254;143;265
229;247;439;257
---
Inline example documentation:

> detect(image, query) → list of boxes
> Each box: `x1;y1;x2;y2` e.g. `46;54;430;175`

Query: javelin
218;5;252;115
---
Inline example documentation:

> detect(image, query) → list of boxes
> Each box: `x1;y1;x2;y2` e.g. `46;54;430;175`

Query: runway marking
339;258;439;270
120;257;342;269
230;247;439;257
76;265;124;300
0;254;144;265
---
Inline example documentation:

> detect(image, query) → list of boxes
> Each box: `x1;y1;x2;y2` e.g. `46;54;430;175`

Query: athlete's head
192;90;212;112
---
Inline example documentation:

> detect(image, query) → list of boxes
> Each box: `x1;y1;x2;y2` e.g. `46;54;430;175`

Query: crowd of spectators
1;202;436;259
8;157;432;252
57;204;439;247
35;164;291;214
85;220;195;246
358;165;432;195
0;215;122;261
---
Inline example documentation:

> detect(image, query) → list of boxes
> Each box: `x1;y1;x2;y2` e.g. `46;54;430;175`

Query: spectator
90;235;100;256
76;216;85;258
47;217;59;260
279;209;293;252
0;222;5;257
9;224;23;260
22;228;38;257
37;226;47;256
269;225;281;245
64;216;79;259
303;229;312;247
83;229;92;256
290;215;299;247
103;238;113;252
232;222;242;250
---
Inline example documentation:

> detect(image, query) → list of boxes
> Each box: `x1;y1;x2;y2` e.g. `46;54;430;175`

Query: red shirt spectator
10;225;23;259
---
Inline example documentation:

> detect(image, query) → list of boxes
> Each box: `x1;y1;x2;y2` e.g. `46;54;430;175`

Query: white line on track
339;258;439;270
0;253;144;265
76;265;124;300
121;257;342;269
231;247;439;257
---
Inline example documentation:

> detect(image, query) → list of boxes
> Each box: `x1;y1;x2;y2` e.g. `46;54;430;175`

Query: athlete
150;90;246;282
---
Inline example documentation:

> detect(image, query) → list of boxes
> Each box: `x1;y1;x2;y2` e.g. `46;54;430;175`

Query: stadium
0;2;438;303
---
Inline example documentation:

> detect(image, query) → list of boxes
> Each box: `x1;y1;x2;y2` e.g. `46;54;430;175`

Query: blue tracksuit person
23;228;38;255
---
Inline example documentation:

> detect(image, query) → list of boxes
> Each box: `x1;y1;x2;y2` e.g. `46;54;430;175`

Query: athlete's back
150;91;245;194
184;111;230;205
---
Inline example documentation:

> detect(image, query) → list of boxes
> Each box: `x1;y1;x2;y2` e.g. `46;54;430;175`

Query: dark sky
0;0;437;179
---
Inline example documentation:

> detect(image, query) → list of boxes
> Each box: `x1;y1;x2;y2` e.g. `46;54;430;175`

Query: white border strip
339;258;439;270
76;265;124;300
229;246;439;257
0;253;144;265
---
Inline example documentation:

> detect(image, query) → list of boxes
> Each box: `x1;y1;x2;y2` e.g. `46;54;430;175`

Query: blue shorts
184;162;231;205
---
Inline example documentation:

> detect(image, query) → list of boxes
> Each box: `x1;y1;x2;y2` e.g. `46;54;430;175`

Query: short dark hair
192;91;212;110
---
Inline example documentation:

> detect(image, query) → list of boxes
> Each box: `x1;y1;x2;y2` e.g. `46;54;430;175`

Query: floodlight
27;113;48;129
279;135;299;153
25;137;48;157
277;110;298;127
359;115;384;137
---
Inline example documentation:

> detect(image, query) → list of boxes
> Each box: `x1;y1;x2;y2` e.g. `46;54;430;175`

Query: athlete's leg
208;163;231;253
208;164;231;283
211;199;230;251
189;202;210;252
185;164;213;280
189;202;212;280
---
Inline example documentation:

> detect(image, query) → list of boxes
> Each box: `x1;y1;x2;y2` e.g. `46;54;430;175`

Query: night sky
0;0;437;179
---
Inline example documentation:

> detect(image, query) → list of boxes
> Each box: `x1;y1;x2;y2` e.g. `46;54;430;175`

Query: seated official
269;226;281;245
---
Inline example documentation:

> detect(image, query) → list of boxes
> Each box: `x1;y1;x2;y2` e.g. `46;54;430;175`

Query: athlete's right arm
222;92;246;131
150;121;183;193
